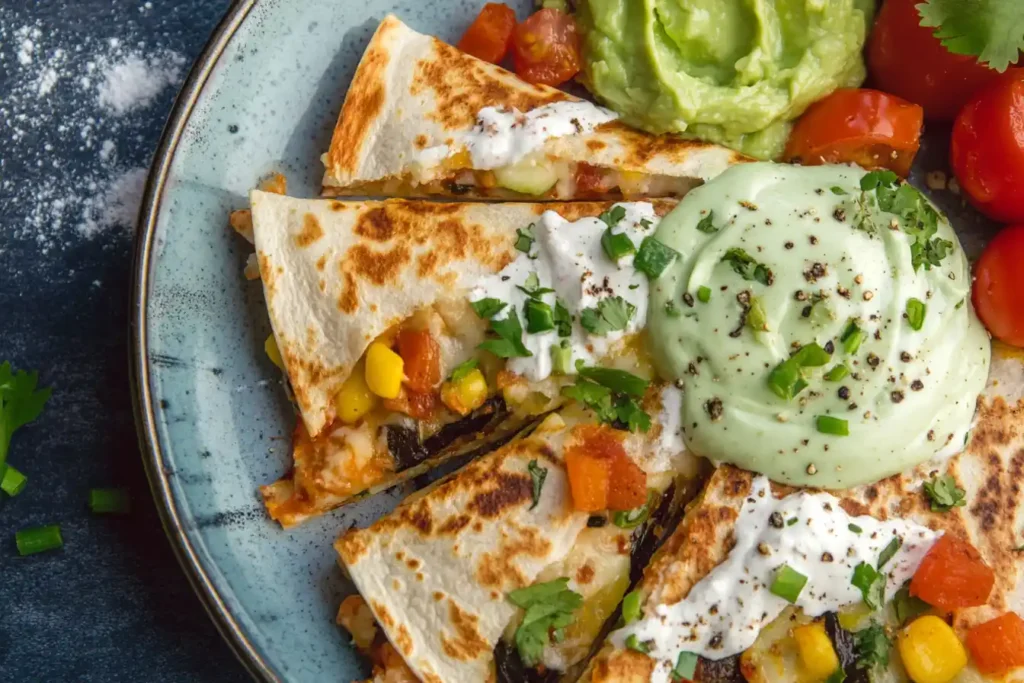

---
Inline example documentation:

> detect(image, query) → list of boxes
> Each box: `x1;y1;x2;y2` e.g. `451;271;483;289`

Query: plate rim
129;0;275;680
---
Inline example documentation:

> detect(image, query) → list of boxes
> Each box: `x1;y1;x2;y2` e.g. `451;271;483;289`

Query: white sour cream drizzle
420;101;618;170
469;203;658;381
612;476;941;680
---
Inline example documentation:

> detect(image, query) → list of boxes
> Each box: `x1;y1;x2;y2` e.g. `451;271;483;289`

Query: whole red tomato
511;9;580;86
867;0;1002;120
951;70;1024;223
973;224;1024;347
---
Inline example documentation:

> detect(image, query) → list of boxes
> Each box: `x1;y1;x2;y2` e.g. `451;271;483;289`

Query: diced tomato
784;89;923;177
397;329;441;393
910;535;995;611
965;612;1024;676
457;3;516;64
563;424;647;512
972;225;1024;347
951;69;1024;223
607;455;648;511
867;0;1004;121
573;162;608;197
511;9;580;86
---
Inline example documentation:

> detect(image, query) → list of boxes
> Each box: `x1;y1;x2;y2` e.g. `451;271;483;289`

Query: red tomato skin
457;3;516;64
867;0;1002;121
972;224;1024;347
909;535;995;611
784;88;923;177
951;70;1024;223
965;613;1024;675
511;9;580;86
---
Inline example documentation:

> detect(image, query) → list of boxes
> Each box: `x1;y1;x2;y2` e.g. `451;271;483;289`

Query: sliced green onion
787;517;799;526
625;634;650;654
602;228;636;262
877;536;902;569
514;227;535;253
905;298;926;331
89;488;131;514
770;564;807;603
767;359;804;400
672;651;699;681
635;236;680;279
841;321;866;355
816;415;849;436
16;524;63;556
622;590;643;625
848;523;863;534
824;364;850;382
524;298;555;333
696;286;711;303
1;465;27;497
792;342;832;367
550;341;572;375
613;490;657;529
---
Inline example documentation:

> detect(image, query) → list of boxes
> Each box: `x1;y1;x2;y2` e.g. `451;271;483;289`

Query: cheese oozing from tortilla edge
611;475;940;677
417;101;619;171
469;202;658;382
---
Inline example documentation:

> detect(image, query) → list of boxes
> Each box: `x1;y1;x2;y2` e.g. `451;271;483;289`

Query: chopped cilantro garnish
580;296;635;336
478;309;532;358
851;561;885;609
597;205;627;228
854;621;891;670
696;211;718;234
918;0;1024;72
562;365;651;433
923;473;966;512
576;365;649;396
527;459;547;510
893;583;930;625
471;298;507;320
721;248;773;286
507;578;582;667
448;358;479;383
831;186;848;195
0;362;52;479
516;272;555;299
553;299;572;337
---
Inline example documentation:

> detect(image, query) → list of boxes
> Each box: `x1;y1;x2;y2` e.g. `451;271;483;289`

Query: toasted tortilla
336;407;699;683
321;15;744;199
583;342;1024;683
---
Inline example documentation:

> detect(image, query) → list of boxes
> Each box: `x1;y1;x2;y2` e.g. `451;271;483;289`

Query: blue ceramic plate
131;0;537;680
130;1;999;681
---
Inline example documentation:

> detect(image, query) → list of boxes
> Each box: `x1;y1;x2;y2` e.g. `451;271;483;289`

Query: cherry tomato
784;89;923;177
396;329;441;393
867;0;1003;121
511;8;580;86
951;70;1024;223
972;224;1024;347
456;3;516;64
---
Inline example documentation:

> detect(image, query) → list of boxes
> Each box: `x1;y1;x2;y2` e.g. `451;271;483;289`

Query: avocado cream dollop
576;0;875;159
648;163;990;488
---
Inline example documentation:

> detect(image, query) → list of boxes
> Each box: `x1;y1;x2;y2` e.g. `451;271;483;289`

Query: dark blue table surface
0;1;249;681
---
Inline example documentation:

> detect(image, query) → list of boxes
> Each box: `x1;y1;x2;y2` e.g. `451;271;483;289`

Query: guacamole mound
576;0;876;159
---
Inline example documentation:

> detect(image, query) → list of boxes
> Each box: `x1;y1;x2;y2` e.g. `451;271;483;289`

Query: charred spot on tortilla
440;599;490;661
294;213;324;247
345;243;411;287
467;471;534;518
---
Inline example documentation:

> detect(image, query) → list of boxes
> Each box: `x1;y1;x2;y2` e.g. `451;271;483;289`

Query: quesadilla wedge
244;191;690;526
335;397;702;683
579;343;1024;683
320;16;744;200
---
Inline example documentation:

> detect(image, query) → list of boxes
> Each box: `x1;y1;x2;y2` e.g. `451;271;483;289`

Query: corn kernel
264;335;284;370
898;615;967;683
335;365;378;423
441;369;488;416
364;342;404;399
793;622;840;680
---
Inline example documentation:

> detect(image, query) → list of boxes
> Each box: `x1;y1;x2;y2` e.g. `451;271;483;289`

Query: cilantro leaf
696;211;718;234
579;296;636;336
527;460;547;510
0;362;52;474
923;473;967;511
553;299;572;337
721;248;774;286
478;309;533;358
516;272;555;299
597;205;627;228
917;0;1024;72
854;621;891;670
893;583;931;625
576;366;649;397
851;562;886;609
508;578;582;666
472;298;507;320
